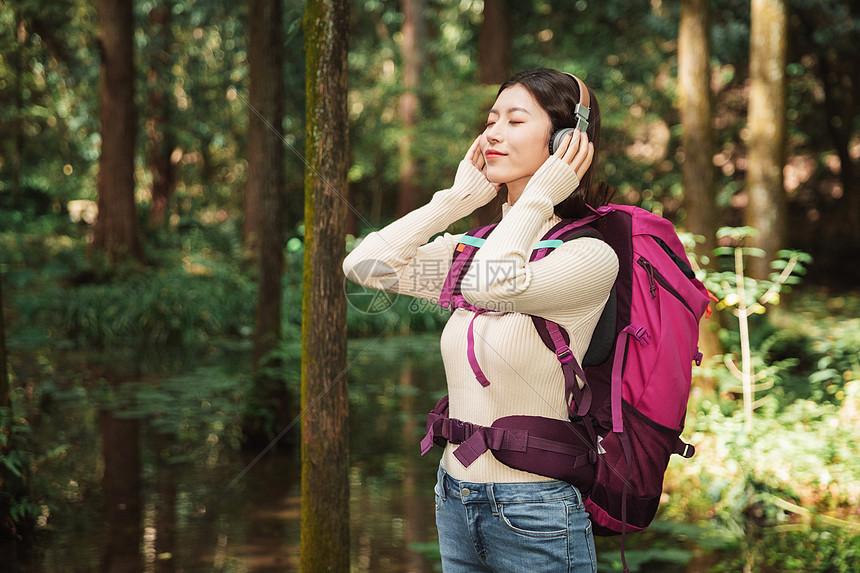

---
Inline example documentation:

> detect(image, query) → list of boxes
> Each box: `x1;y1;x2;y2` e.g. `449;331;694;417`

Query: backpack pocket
586;401;680;534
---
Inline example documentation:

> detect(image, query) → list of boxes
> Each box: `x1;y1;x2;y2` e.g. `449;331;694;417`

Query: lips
485;149;506;158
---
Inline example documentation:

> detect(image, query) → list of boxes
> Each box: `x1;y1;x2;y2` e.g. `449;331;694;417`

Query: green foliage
15;264;255;350
665;231;860;570
0;406;55;528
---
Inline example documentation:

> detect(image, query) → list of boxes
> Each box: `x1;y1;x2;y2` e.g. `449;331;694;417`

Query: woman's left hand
521;129;594;206
554;129;594;180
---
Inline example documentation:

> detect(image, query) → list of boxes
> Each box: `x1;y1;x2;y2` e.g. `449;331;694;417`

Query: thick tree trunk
146;1;175;229
301;0;351;571
93;0;144;263
678;0;721;388
473;0;511;226
395;0;425;217
745;0;788;279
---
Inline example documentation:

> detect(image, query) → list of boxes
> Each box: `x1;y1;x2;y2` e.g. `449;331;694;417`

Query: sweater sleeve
343;161;498;302
460;157;619;320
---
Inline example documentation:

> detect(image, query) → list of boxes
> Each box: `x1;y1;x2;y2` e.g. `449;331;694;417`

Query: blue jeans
434;464;597;573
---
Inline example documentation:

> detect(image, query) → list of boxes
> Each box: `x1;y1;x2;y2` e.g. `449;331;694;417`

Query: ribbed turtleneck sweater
343;158;619;483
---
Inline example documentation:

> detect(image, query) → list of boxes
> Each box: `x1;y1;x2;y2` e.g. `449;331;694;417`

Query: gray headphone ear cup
549;128;576;155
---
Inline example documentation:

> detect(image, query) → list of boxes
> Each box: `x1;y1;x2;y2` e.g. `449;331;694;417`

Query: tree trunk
93;0;144;263
678;0;717;262
301;1;351;571
478;0;511;86
247;0;285;372
241;0;291;450
745;0;788;279
242;0;284;256
146;0;175;229
473;0;511;226
395;0;426;217
678;0;721;390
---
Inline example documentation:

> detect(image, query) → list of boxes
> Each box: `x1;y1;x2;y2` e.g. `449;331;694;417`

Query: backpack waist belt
421;401;596;489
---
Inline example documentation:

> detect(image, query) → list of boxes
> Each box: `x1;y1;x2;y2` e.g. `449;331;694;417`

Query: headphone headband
563;72;590;132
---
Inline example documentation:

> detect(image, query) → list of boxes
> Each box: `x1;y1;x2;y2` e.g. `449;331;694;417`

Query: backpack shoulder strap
438;224;497;309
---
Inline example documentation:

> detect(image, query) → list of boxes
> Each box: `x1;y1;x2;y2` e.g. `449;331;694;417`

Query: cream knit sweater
343;158;619;482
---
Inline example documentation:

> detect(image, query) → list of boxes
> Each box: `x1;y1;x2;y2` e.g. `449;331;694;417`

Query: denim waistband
436;464;583;510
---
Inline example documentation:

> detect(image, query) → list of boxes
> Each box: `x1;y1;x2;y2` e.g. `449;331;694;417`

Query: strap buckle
555;347;573;364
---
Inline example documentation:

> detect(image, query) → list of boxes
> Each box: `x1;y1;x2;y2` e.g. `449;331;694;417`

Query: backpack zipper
637;257;696;318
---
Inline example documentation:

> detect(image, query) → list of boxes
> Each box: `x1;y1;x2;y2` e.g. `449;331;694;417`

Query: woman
343;68;618;572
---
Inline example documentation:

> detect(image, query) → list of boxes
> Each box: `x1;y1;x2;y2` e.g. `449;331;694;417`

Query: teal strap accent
533;239;564;250
458;235;486;248
459;237;563;250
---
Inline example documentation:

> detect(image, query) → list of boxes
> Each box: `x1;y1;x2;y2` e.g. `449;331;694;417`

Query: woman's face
481;84;553;201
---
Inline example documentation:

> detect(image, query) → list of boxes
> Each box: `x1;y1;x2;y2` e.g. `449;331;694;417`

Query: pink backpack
421;205;712;570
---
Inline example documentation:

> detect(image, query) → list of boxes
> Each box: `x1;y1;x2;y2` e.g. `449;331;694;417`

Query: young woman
343;68;618;572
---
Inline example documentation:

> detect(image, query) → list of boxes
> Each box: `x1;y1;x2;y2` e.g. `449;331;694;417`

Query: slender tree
678;0;721;383
395;0;426;217
93;0;143;262
678;0;717;262
745;0;788;279
300;0;351;570
241;0;290;449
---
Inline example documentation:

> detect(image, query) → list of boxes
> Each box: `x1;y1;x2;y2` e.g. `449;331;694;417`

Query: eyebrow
488;106;533;116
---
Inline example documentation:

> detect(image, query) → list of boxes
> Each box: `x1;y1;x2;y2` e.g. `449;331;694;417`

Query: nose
485;123;502;144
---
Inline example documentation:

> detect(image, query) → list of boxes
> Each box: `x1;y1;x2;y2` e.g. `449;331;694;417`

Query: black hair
498;68;611;219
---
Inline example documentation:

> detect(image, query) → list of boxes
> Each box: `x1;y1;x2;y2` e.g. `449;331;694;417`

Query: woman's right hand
460;135;500;191
433;136;499;216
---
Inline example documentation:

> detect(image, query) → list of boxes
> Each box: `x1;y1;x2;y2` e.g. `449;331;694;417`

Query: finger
570;131;590;170
466;135;481;163
476;139;489;170
575;142;595;179
560;129;581;162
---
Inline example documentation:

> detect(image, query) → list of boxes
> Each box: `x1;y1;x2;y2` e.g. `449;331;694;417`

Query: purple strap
454;426;527;467
543;320;592;417
619;430;634;573
420;410;445;455
438;225;496;309
466;311;491;387
611;324;651;433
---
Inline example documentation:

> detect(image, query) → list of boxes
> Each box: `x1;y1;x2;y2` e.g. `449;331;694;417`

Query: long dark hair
498;68;611;219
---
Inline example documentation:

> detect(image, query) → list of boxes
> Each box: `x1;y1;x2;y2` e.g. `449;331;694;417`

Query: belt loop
488;483;499;515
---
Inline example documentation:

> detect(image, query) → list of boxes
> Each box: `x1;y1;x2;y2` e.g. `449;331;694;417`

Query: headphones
548;72;591;155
